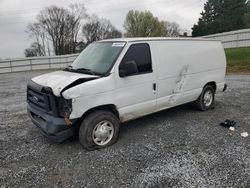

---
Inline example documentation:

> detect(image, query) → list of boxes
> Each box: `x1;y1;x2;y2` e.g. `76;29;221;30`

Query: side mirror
119;61;138;77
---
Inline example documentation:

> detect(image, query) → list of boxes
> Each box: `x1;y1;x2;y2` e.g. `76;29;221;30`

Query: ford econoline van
27;38;227;150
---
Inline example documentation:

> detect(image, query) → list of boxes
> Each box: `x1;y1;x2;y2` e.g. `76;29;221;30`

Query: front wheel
79;110;120;150
195;85;215;111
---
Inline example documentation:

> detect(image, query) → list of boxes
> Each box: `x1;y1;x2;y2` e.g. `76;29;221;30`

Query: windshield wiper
64;66;102;76
74;68;97;75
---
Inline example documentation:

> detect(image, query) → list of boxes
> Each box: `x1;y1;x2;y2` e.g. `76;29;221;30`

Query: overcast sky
0;0;206;59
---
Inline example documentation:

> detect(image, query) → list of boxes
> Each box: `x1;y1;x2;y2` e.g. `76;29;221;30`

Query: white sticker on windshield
112;42;126;47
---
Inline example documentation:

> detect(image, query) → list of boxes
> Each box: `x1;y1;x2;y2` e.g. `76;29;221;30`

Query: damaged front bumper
27;104;78;143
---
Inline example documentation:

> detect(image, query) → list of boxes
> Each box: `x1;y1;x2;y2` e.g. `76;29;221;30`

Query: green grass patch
225;47;250;73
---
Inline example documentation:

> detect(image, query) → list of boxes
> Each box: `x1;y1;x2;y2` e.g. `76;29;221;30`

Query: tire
195;85;215;111
79;110;120;150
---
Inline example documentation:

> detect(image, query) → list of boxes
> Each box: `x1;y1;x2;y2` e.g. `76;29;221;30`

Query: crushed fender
60;77;99;97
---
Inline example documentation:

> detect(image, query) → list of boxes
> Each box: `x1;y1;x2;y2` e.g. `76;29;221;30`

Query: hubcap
92;120;114;146
204;90;213;107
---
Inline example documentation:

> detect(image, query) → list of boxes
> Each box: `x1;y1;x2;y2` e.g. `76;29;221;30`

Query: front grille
27;87;49;111
27;81;58;116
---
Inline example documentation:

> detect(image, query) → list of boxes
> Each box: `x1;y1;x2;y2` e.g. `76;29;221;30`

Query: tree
26;4;87;56
82;15;122;44
192;0;224;36
26;23;46;56
75;41;87;52
66;4;88;53
192;0;248;37
221;0;247;31
38;5;86;55
164;21;181;37
245;1;250;27
24;42;43;57
123;10;166;37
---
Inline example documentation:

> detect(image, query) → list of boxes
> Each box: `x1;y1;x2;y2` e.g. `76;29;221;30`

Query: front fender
69;91;116;119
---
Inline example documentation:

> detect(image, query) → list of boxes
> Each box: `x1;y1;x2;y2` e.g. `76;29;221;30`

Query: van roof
100;37;220;43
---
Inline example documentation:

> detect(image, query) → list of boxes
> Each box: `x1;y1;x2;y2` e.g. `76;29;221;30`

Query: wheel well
205;81;216;92
80;104;120;121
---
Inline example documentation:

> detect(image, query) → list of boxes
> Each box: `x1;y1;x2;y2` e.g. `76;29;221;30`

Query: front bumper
27;103;79;143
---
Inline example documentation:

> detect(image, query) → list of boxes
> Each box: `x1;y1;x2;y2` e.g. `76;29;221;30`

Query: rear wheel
196;85;215;111
79;110;120;150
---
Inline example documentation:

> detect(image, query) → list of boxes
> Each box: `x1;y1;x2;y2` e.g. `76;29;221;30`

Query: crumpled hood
32;70;99;96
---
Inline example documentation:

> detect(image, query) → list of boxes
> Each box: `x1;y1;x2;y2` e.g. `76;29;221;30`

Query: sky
0;0;207;59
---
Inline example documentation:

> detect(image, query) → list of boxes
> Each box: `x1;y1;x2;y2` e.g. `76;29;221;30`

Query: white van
27;38;227;150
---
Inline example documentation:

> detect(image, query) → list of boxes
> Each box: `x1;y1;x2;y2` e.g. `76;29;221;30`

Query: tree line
192;0;250;37
25;5;181;57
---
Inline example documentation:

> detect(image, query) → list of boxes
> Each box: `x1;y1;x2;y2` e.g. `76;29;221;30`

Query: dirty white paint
30;38;227;121
32;70;98;97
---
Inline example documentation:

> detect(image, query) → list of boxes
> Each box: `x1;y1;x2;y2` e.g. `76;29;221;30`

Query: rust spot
64;117;72;126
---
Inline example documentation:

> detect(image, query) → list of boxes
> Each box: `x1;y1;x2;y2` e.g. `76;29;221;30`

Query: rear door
114;42;157;122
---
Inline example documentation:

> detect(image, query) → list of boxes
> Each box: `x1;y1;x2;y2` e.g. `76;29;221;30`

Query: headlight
57;97;72;117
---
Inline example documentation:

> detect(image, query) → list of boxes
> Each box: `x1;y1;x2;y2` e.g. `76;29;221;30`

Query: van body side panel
152;40;226;111
65;40;226;121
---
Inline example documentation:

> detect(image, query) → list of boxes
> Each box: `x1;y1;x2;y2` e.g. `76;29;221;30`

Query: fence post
10;59;12;72
30;59;32;70
66;56;68;67
236;32;239;48
49;56;51;69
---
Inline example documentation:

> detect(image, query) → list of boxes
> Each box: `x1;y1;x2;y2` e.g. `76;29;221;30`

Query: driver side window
119;43;152;77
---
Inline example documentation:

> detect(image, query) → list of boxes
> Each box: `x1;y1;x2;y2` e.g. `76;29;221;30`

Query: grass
225;47;250;74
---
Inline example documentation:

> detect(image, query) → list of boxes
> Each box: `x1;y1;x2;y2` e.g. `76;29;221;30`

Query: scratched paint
173;64;189;94
168;65;190;105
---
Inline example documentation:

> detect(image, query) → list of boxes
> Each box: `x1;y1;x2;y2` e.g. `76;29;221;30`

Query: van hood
31;70;99;97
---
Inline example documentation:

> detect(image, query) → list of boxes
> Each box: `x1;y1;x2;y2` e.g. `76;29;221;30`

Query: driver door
114;43;157;122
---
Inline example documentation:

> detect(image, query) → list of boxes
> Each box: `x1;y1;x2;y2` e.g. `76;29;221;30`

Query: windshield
67;42;126;75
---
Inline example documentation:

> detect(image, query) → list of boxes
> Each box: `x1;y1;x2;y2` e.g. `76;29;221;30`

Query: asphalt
0;70;250;188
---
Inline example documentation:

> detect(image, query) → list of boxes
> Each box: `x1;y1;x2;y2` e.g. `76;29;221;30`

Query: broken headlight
57;97;72;117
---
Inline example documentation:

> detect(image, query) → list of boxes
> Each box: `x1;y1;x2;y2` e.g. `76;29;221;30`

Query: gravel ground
0;70;250;188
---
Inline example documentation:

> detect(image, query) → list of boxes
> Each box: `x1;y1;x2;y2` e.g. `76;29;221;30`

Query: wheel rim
203;90;213;107
92;120;114;146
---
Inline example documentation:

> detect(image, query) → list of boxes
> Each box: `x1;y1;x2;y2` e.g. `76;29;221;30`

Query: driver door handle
153;83;156;93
